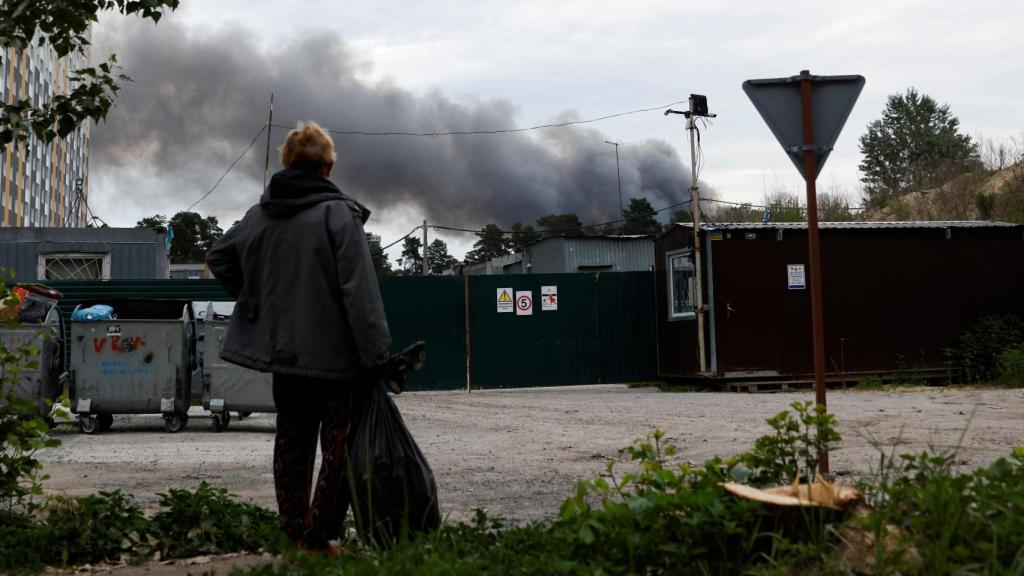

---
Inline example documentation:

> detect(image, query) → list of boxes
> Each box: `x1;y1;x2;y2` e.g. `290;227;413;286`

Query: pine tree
859;88;979;206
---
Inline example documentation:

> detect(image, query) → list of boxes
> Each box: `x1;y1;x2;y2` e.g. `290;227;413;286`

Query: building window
37;253;111;280
667;251;695;320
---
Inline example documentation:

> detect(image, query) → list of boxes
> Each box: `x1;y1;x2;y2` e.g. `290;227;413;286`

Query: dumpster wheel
211;412;231;432
164;413;188;433
79;415;99;435
98;414;114;432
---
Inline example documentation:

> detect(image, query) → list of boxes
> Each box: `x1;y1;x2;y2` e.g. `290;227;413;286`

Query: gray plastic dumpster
0;305;63;421
202;302;274;432
70;300;196;434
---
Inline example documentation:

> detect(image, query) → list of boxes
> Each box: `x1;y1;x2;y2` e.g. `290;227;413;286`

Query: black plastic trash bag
346;382;441;546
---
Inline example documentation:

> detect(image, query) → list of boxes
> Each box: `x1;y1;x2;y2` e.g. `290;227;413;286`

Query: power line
187;124;267;213
270;99;688;138
381;225;423;250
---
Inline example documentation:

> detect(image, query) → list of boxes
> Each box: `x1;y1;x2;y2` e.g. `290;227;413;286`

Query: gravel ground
39;385;1024;524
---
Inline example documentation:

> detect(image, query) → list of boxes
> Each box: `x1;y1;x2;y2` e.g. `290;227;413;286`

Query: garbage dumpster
0;304;63;421
202;302;274;432
70;300;196;434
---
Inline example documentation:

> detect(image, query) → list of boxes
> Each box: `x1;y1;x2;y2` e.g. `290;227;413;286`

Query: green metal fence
39;272;657;391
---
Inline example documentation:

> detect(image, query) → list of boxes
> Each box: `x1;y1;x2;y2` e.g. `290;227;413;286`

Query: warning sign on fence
787;264;806;290
515;290;533;316
496;288;514;313
541;286;558;311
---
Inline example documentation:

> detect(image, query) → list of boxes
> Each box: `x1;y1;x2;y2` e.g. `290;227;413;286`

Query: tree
509;222;541;253
712;203;760;223
368;238;392;277
663;208;692;232
136;215;168;233
621;198;661;235
536;213;585;238
817;189;854;222
425;239;455;275
0;1;179;145
399;237;423;275
763;191;803;222
136;211;222;263
859;88;979;206
464;224;509;264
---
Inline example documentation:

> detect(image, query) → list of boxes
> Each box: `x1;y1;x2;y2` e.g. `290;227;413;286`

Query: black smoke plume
91;18;711;228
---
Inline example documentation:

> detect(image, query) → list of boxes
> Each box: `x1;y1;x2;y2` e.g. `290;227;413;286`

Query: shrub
997;344;1024;387
0;274;61;517
946;316;1024;383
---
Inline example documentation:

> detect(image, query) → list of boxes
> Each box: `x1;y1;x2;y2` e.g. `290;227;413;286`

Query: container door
712;235;784;375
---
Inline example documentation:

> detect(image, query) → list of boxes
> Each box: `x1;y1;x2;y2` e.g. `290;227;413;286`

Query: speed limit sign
515;291;533;316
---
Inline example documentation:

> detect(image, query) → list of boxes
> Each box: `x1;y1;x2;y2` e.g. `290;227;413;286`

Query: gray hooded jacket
207;168;391;380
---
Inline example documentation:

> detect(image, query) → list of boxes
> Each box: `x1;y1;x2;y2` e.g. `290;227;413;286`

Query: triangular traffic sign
498;290;512;303
743;73;864;179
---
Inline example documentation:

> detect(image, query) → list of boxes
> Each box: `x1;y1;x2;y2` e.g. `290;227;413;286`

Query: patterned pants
272;374;353;548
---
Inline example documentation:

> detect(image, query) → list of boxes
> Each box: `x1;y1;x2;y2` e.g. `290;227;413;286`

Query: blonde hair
279;121;336;172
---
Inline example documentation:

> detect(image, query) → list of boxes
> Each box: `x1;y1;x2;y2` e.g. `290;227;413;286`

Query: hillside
863;163;1024;223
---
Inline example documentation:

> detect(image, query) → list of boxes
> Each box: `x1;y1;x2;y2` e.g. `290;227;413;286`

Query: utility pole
262;93;274;192
666;95;715;375
604;141;623;233
422;220;429;276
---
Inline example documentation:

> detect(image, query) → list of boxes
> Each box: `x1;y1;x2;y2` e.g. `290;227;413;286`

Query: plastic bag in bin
346;381;441;546
71;305;116;322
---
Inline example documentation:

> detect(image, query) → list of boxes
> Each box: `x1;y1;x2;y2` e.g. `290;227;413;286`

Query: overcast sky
88;0;1024;260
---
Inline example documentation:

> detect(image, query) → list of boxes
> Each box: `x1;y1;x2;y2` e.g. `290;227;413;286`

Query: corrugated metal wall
563;238;654;272
525;237;654;273
379;276;467;390
37;273;658;390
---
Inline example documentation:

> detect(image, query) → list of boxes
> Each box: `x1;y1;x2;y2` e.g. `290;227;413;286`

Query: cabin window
37;253;110;280
667;251;695;319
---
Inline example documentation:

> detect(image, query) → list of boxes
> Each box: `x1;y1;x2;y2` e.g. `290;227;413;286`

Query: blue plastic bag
72;305;115;321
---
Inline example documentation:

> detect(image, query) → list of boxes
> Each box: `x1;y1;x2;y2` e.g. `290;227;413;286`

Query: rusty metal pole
799;70;829;474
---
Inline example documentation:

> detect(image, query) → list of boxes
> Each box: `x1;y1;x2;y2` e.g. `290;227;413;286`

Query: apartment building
1;39;90;228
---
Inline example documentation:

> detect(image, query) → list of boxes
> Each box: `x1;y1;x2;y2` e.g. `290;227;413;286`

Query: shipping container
656;221;1024;384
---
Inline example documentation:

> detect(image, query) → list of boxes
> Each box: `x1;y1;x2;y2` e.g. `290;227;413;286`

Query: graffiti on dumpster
93;335;147;354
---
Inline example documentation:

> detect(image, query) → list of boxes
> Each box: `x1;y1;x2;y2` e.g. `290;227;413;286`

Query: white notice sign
787;264;806;290
515;290;533;316
496;288;514;313
541;286;558;311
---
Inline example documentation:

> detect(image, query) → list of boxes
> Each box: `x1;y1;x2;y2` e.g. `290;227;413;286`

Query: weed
741;400;841;485
856;375;886;390
150;482;283;558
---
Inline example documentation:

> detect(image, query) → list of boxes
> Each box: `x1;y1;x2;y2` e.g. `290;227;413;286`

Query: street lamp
604;141;623;234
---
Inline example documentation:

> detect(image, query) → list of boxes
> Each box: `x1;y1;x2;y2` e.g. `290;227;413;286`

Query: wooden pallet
727;380;813;393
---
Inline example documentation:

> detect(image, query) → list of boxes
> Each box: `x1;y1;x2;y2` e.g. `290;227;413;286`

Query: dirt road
39;385;1024;523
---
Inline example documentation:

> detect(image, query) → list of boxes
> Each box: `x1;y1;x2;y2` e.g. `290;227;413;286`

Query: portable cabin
655;221;1024;385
